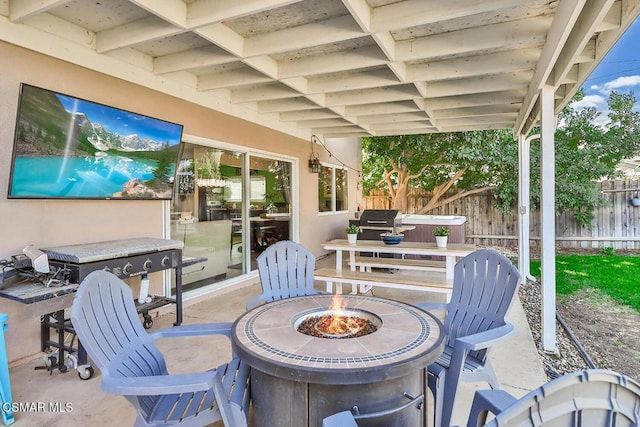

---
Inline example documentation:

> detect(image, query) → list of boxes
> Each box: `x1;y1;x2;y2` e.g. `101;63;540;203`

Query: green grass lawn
530;254;640;312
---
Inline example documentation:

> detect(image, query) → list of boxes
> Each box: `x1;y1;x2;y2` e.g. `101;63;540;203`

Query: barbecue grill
349;210;416;259
350;209;404;240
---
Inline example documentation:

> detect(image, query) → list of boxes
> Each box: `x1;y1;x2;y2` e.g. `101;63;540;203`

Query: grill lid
358;209;401;226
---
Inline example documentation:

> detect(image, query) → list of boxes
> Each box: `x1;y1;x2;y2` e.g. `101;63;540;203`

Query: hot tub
401;214;467;245
402;214;467;226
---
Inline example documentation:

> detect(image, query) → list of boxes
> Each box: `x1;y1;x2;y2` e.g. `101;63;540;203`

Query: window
318;164;348;213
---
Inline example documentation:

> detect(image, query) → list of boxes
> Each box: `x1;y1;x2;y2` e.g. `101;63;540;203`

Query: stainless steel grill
43;238;184;327
351;209;402;240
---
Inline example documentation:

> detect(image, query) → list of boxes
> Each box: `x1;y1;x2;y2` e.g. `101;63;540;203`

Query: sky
572;16;640;125
56;93;183;146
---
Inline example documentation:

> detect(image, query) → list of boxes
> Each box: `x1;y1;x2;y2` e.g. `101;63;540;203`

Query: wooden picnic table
321;239;476;281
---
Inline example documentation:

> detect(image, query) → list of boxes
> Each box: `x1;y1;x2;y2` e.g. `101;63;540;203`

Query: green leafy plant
345;224;360;234
601;246;615;256
433;226;450;237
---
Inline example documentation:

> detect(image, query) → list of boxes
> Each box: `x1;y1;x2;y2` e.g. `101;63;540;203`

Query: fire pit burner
295;309;381;338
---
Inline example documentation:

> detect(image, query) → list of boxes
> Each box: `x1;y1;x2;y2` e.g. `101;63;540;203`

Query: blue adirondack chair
70;270;250;427
465;369;640;426
246;240;319;310
0;313;15;426
415;249;521;427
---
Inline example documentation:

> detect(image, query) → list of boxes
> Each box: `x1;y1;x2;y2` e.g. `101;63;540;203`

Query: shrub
433;226;450;237
601;246;615;256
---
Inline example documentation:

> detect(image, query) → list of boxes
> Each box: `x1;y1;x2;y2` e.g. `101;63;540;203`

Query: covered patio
2;0;640;425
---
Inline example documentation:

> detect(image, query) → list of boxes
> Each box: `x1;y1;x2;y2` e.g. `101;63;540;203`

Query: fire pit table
231;294;444;427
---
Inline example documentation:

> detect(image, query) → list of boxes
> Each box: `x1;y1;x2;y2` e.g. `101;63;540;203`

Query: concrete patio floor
6;254;546;426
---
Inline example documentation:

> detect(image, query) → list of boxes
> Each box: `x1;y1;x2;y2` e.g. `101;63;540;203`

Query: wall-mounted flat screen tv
7;83;184;200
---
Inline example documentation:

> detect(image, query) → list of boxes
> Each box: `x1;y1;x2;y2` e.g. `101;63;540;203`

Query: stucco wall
0;41;362;364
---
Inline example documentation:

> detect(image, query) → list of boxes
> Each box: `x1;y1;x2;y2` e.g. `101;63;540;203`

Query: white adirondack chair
246;240;319;310
465;369;640;426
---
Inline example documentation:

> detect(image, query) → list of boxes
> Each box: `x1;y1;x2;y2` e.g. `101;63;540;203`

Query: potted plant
433;226;451;248
345;224;360;244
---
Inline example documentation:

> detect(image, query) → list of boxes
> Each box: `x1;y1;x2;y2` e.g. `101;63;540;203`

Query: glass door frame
167;134;299;298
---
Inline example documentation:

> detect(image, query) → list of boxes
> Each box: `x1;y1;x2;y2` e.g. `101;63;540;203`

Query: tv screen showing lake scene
8;84;184;200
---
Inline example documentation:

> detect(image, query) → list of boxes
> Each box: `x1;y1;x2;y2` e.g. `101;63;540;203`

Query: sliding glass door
248;155;292;259
171;142;293;294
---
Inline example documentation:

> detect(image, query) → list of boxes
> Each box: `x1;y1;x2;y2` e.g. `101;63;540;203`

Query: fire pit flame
314;310;362;337
296;295;381;339
325;295;359;335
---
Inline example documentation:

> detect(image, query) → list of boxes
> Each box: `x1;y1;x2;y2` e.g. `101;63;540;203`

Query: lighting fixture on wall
309;135;321;173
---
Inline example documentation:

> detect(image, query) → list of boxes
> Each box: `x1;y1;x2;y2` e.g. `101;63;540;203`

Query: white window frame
318;162;349;216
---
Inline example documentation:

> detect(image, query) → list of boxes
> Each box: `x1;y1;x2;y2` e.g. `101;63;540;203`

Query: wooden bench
351;256;446;272
314;267;452;297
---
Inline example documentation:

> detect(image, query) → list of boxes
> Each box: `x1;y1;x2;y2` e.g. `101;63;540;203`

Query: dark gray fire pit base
251;368;425;427
232;295;444;427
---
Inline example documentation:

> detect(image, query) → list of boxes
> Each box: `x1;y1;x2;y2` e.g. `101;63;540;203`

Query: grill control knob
143;259;153;271
161;256;170;267
122;262;133;275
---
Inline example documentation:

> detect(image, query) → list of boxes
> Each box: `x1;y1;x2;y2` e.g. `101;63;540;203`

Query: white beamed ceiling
1;0;639;140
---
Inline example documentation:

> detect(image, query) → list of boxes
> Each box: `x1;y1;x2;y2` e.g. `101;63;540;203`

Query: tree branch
380;169;396;198
439;168;466;194
416;186;494;213
407;163;432;180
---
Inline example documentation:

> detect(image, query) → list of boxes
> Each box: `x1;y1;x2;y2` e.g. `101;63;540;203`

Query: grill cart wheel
78;366;94;380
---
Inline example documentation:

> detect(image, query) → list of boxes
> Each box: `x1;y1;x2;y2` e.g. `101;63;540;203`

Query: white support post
518;134;527;280
540;85;557;353
518;133;538;282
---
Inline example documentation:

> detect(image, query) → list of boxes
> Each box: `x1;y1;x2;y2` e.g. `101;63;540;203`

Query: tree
152;142;173;185
362;130;515;213
504;90;640;225
363;90;640;225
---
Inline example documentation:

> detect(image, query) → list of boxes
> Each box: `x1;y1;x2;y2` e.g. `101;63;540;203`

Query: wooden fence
361;180;640;250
